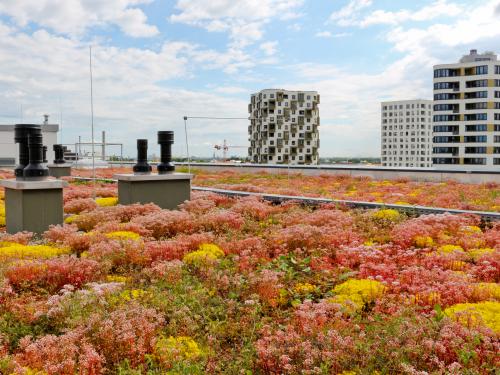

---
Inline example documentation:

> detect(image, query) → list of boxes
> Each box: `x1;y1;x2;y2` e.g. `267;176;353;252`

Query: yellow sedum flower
444;301;500;333
118;289;148;301
472;283;500;300
15;368;48;375
331;279;386;313
467;248;495;261
0;244;71;260
413;236;434;248
106;275;130;283
437;244;464;254
154;336;202;363
371;209;400;221
462;225;482;234
95;197;118;207
294;282;316;295
183;243;224;267
64;214;79;224
105;231;141;241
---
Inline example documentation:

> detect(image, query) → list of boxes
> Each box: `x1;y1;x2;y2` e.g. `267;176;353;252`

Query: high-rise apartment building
248;89;320;164
381;99;433;168
432;49;500;169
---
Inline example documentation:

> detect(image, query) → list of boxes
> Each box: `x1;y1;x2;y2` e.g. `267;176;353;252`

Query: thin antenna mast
89;46;96;197
183;116;191;174
59;95;63;144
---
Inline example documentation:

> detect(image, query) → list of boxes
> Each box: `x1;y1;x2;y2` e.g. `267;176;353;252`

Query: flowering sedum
105;231;141;241
293;282;316;295
472;283;500;300
95;197;118;207
437;244;464;254
413;235;434;248
106;275;130;283
444;301;500;333
371;209;400;221
183;243;224;267
154;335;202;363
0;244;71;260
331;279;386;313
118;289;148;301
467;247;495;260
64;214;79;224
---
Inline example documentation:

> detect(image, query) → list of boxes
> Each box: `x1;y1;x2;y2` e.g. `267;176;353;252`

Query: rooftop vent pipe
14;124;42;179
23;132;49;180
53;144;65;164
157;131;175;174
133;139;152;174
42;145;48;163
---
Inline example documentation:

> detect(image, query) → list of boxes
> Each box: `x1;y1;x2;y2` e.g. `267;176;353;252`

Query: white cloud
359;0;463;27
260;41;278;56
330;0;463;28
315;31;351;38
170;0;304;48
315;31;332;38
329;0;372;26
0;23;253;157
0;0;159;37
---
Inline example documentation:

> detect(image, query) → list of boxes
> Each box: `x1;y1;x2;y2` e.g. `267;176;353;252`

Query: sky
0;0;499;158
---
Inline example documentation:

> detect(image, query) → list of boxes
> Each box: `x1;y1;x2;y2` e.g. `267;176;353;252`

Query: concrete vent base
114;173;192;210
48;164;72;178
0;179;67;234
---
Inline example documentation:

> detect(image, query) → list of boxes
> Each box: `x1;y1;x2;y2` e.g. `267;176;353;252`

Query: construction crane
214;139;247;161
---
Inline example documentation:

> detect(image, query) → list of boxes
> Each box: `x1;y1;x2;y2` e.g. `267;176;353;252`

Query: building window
475;65;488;75
465;147;487;154
465;124;487;132
495;66;500;74
464;135;487;143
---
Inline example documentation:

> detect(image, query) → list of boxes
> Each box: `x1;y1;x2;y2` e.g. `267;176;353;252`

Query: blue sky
0;0;499;158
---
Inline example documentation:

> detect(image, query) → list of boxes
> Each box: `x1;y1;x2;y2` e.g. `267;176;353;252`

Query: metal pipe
14;124;42;180
133;139;151;174
53;144;65;164
23;132;49;180
157;131;175;174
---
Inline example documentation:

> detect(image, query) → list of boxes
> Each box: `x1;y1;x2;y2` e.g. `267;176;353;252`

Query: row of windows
434;104;457;111
383;111;430;116
434;125;459;132
383;103;431;110
434;115;460;122
434;80;500;90
434;157;500;165
434;65;489;78
434;93;461;100
383;125;429;130
466;80;488;88
433;124;500;132
260;93;314;100
466;124;488;132
464;113;488;121
433;113;493;122
434;82;459;90
434;69;460;78
433;158;489;165
433;147;458;154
